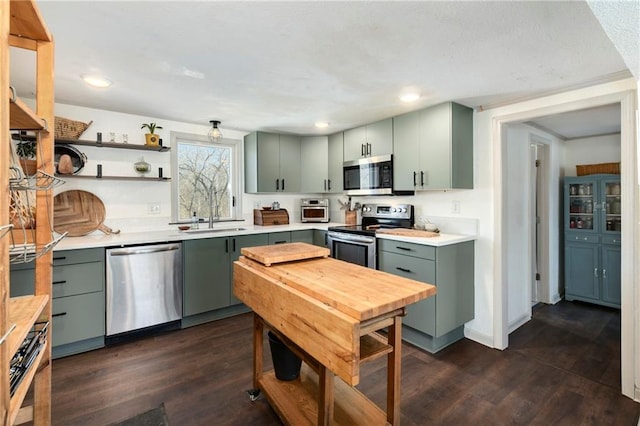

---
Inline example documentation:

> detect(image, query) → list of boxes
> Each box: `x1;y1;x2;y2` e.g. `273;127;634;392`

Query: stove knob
401;208;407;213
391;208;397;213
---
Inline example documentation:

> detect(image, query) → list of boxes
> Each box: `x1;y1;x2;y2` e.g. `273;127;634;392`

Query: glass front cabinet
564;174;621;308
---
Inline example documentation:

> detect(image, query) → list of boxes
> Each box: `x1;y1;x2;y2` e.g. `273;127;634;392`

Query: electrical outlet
148;203;161;215
452;200;460;214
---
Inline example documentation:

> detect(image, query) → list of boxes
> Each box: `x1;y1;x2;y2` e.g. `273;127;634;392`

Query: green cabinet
327;132;344;193
313;230;328;248
183;237;231;316
564;175;621;308
268;231;291;245
244;131;301;193
300;136;329;193
393;102;473;191
291;229;314;244
378;239;474;353
343;118;392;161
11;248;106;358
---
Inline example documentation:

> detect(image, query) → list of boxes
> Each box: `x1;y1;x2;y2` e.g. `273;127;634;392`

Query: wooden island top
233;242;436;425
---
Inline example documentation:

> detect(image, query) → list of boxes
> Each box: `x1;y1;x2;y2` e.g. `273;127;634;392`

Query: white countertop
54;222;475;251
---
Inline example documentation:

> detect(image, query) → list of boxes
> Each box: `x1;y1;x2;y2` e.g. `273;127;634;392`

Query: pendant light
208;120;223;142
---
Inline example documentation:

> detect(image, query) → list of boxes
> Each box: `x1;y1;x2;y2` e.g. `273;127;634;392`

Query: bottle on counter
192;212;199;230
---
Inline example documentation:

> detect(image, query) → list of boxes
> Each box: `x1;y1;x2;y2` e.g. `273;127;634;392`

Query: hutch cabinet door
565;241;600;302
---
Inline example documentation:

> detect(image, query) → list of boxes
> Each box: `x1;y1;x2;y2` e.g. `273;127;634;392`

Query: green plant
15;140;37;159
140;123;163;134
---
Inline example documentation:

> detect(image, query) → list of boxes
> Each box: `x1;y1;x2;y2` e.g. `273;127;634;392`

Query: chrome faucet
208;190;220;228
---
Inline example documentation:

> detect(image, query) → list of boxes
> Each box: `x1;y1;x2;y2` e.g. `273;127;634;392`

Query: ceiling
10;1;638;138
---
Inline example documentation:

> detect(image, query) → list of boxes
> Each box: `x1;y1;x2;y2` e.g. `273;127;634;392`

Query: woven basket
576;162;620;176
54;116;93;139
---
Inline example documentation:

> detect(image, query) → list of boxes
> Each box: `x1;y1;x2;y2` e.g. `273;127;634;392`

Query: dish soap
191;212;199;229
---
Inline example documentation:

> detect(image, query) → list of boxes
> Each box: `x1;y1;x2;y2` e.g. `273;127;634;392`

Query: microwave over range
343;154;393;196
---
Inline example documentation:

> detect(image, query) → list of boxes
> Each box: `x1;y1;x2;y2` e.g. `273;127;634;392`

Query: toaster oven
300;198;329;223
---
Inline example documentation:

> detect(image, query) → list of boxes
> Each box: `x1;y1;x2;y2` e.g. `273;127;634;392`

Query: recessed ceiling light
399;93;420;103
81;74;112;88
315;122;329;128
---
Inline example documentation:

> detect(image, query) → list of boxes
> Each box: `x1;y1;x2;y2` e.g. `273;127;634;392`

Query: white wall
563;133;621;176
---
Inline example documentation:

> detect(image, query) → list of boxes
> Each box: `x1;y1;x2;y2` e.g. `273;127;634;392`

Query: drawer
378;238;436;260
269;232;291;245
602;235;621;246
53;248;104;266
52;291;105;347
565;234;599;244
378;251;436;284
53;262;104;298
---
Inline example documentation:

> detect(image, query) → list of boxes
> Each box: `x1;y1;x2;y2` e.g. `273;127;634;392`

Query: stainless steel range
327;203;414;269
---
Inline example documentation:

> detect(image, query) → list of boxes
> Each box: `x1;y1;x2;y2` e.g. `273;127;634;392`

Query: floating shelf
56;138;170;152
56;174;171;182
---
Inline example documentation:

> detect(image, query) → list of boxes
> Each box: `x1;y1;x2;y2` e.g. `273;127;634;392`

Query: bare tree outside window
177;141;232;221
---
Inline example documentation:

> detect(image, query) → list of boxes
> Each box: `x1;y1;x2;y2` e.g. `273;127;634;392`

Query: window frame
170;131;243;223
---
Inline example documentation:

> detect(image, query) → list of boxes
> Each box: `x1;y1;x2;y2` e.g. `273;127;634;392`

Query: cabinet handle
281;179;285;191
328;179;331;191
232;238;236;252
396;246;411;251
53;256;66;261
323;179;327;191
367;143;371;156
602;269;607;279
594;268;598;277
413;171;417;187
274;240;287;244
420;171;425;186
276;179;280;191
396;267;411;273
53;312;67;318
361;144;366;156
52;280;67;285
225;239;229;253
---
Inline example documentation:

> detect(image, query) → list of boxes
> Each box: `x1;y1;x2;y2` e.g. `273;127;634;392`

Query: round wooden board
53;190;107;236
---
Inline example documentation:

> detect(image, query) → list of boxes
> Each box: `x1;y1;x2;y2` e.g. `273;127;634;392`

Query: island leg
253;313;264;390
387;315;402;425
318;365;335;426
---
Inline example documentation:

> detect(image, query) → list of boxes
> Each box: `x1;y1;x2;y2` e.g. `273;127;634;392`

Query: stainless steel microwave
343;154;393;196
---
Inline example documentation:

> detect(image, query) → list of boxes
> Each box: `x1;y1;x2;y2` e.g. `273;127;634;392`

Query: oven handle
327;232;376;245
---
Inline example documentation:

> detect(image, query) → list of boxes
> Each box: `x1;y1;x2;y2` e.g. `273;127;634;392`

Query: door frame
529;139;550;305
491;85;637;399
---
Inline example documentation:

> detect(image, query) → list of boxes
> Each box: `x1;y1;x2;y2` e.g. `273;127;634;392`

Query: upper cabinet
300;136;328;193
393;102;473;191
327;132;344;193
343;118;392;162
244;131;301;193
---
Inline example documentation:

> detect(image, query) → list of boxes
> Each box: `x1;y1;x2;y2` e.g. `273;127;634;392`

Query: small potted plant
15;139;37;176
141;122;163;147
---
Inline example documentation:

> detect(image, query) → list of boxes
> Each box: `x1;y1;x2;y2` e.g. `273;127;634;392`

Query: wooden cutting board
241;242;329;266
375;228;440;238
54;190;120;236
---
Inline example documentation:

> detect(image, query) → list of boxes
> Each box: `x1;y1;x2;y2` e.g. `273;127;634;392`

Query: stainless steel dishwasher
106;242;182;341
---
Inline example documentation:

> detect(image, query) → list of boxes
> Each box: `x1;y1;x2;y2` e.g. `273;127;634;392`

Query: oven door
301;206;328;222
326;231;376;269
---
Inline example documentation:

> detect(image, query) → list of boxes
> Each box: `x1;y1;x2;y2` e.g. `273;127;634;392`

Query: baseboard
508;313;531;334
549;293;562;304
464;326;495;349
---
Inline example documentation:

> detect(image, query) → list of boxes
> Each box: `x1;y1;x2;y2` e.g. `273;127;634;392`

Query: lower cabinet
291;229;314;244
10;248;106;358
313;229;328;247
378;239;474;353
565;237;620;308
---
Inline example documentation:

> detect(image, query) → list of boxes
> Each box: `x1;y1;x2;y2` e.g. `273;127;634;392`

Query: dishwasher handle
109;245;180;256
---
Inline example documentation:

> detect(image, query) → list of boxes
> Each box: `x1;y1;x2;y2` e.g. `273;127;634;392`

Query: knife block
345;210;357;225
254;209;289;226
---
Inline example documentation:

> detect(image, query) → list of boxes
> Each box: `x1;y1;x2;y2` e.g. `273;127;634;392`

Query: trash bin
268;331;302;381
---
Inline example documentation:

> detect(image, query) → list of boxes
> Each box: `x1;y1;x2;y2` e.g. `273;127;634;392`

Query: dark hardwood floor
50;300;640;425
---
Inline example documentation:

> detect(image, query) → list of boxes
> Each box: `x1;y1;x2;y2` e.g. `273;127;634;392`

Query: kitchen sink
181;227;247;234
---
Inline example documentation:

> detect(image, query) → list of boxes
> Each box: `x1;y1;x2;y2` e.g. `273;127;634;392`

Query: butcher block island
233;242;436;425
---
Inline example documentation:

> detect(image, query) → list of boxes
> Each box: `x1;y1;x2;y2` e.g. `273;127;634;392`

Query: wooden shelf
9;0;51;42
360;332;392;363
7;296;49;357
9;341;48;426
259;365;387;426
9;96;47;131
56;138;170;152
56;174;171;182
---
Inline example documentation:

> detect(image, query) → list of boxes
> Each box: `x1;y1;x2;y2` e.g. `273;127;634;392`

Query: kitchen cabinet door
365;118;393;158
291;229;314;244
300;136;328;193
183;237;230;316
229;234;269;305
601;244;621;306
327;132;344;193
343;126;367;162
269;232;291;245
392;110;421;191
565;241;599;302
256;132;280;192
420;102;454;189
313;230;328;247
278;134;301;192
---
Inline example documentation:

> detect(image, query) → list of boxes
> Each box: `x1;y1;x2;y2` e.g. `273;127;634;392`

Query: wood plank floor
49;300;640;425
